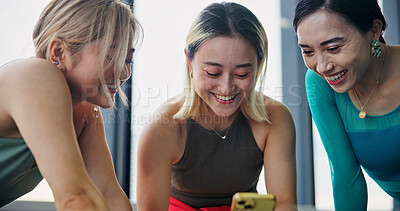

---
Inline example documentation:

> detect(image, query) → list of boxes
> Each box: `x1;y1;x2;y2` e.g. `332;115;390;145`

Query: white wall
0;0;54;202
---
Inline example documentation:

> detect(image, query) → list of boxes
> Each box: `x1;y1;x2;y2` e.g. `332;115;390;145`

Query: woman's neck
356;44;391;93
195;110;240;131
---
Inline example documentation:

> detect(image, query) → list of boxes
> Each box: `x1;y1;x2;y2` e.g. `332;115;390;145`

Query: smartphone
231;192;276;211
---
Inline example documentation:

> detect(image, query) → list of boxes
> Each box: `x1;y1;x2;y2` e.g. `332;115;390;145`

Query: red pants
169;196;231;211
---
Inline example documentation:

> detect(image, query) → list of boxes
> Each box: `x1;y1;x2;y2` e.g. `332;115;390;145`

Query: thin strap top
170;113;263;208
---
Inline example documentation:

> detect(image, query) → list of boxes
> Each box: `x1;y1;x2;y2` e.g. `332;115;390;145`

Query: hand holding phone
231;192;276;211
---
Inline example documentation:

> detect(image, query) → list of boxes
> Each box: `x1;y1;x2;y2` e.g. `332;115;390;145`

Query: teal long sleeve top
306;70;400;210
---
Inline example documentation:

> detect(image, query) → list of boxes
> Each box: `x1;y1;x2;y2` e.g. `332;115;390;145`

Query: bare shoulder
0;58;65;81
248;96;296;153
138;96;186;163
0;58;72;118
263;96;294;125
263;96;295;144
149;96;185;135
0;58;74;139
0;58;70;100
248;96;293;127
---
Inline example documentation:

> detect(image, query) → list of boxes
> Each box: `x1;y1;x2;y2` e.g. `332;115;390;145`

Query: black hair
293;0;387;43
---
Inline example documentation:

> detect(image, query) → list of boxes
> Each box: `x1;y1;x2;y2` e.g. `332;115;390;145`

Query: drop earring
94;106;99;119
93;106;99;129
371;40;382;58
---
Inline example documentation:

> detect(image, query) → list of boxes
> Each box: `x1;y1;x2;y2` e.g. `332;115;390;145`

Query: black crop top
170;113;264;208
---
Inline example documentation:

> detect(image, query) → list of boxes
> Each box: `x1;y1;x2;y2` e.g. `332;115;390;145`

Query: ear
48;38;66;63
369;19;383;41
184;48;192;70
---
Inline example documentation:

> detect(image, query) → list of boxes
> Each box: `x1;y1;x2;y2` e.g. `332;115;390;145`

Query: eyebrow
237;63;253;68
320;37;343;46
109;45;136;54
299;37;344;48
204;61;222;67
203;61;253;68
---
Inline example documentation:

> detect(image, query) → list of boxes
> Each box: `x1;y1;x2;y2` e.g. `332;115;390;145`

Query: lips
214;93;236;101
324;70;348;85
106;84;116;90
212;93;238;104
106;84;117;94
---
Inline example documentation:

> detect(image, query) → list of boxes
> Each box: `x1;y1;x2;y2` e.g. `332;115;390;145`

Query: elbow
57;194;94;211
55;190;109;211
274;200;298;211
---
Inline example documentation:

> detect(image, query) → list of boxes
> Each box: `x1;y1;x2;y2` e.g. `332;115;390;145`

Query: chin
212;108;238;118
91;97;115;109
99;103;114;109
330;84;352;94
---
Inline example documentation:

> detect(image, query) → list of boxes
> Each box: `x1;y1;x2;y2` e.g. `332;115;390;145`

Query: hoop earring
371;40;382;58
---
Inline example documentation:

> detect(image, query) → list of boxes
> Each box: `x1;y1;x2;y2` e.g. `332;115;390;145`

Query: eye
327;46;341;53
302;50;314;56
125;58;134;65
204;70;220;77
234;73;249;78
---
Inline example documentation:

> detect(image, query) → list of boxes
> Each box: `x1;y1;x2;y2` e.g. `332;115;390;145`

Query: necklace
353;45;387;119
353;80;379;119
204;116;234;140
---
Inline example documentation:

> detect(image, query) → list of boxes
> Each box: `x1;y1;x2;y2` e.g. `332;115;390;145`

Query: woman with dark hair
137;2;297;211
293;0;400;210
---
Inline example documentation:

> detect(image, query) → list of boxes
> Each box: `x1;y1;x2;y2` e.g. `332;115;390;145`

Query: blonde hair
33;0;142;105
174;2;270;123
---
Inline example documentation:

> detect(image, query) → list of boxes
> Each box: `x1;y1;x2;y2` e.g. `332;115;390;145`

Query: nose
218;74;234;94
316;53;334;74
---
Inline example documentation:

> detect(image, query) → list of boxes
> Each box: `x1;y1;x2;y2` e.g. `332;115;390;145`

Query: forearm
54;186;109;211
274;202;297;211
105;189;132;211
332;169;367;211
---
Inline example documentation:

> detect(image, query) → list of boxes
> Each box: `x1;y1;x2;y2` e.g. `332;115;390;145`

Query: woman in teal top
0;0;141;210
293;0;400;210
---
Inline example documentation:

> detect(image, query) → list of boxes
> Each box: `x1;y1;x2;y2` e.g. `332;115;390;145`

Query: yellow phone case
231;192;276;211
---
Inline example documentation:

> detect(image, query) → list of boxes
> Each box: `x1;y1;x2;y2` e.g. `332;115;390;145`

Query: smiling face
64;38;135;108
297;10;373;93
189;36;258;117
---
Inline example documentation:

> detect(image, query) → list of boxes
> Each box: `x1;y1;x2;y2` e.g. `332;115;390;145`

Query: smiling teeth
325;70;347;82
214;94;235;101
107;84;116;89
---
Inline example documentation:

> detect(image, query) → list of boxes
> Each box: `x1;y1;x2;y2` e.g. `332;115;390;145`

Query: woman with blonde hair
137;2;297;211
0;0;141;210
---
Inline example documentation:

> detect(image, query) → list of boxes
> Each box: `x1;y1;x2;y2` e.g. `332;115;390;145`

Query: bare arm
4;59;108;210
263;102;297;211
74;103;132;211
136;107;182;211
